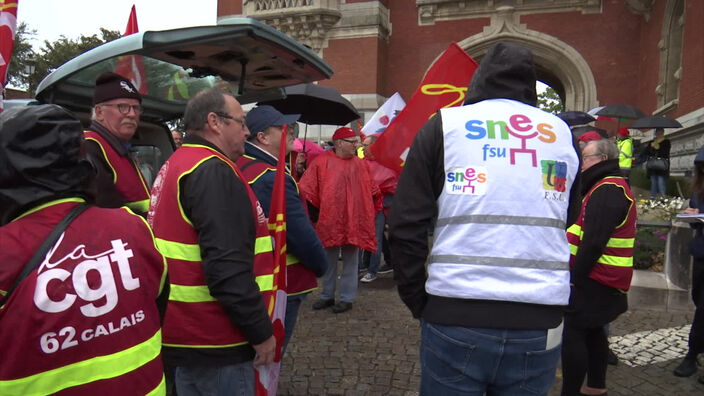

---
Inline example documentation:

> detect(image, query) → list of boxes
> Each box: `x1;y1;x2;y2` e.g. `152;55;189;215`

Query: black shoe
673;357;697;377
332;301;353;313
377;264;393;274
607;348;618;366
698;375;704;385
312;298;334;310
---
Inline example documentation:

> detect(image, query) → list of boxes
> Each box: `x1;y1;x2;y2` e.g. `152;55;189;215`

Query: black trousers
686;258;704;358
561;324;609;395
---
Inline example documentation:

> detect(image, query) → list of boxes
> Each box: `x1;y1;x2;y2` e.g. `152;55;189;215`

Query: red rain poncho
299;150;379;252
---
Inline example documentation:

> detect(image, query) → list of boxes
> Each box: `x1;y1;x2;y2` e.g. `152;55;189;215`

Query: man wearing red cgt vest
0;105;168;395
148;88;276;395
563;138;636;396
85;72;151;215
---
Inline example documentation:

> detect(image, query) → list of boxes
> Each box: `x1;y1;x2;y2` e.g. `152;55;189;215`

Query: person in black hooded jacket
389;42;581;395
672;146;704;382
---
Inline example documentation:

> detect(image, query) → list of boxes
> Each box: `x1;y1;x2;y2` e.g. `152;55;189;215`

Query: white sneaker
360;273;377;283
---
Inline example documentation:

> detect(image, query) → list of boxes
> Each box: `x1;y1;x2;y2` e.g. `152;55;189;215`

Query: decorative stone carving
242;0;342;54
416;0;602;25
625;0;654;21
457;6;598;111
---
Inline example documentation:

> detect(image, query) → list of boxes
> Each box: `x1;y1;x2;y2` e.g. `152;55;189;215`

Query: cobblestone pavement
277;274;704;395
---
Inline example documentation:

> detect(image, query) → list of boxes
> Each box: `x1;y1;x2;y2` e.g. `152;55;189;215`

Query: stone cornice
416;0;602;26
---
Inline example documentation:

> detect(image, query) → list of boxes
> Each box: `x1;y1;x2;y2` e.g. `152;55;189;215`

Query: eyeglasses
340;139;359;144
215;112;246;127
101;103;143;115
582;153;604;161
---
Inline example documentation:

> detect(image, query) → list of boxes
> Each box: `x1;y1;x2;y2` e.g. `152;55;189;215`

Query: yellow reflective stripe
566;223;581;235
170;274;274;303
127;199;150;214
257;274;274;291
286;254;299;265
288;287;317;296
0;330;162;396
85;136;118;183
255;236;273;254
169;284;216;302
598;254;633;267
568;244;578;255
163;340;249;348
146;375;166;396
606;237;635;248
12;198;85;222
154;238;201;261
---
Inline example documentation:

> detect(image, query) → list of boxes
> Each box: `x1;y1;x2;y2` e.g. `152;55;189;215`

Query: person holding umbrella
644;128;671;198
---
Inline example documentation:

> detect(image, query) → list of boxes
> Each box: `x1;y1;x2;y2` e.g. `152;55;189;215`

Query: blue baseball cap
245;105;300;134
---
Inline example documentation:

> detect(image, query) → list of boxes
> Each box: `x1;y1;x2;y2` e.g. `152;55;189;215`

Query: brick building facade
219;0;703;173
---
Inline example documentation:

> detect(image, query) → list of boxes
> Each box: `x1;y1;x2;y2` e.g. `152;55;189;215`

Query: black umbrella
557;111;596;126
258;83;359;125
630;115;682;129
595;104;646;120
571;126;608;139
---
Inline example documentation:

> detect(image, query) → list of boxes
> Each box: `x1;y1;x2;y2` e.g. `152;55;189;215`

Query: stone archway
457;6;598;111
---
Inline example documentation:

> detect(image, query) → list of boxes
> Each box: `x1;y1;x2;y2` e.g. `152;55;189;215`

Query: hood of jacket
0;104;93;225
464;42;537;106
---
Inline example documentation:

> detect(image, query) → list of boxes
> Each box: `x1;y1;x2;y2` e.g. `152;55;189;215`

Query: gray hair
587;139;619;160
183;88;234;134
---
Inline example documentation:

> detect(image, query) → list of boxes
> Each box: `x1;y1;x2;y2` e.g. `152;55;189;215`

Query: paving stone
276;276;703;395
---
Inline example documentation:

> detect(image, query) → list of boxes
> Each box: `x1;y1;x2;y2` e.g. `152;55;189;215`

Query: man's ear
206;112;221;134
256;130;268;145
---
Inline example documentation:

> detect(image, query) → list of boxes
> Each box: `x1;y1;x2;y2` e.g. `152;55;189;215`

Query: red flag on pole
255;125;289;395
0;0;19;112
114;4;147;94
369;43;478;174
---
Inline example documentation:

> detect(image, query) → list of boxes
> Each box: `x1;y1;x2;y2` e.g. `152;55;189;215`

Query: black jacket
389;42;581;329
162;135;273;367
84;121;133;209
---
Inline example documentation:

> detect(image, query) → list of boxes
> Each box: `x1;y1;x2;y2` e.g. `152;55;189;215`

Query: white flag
361;92;405;135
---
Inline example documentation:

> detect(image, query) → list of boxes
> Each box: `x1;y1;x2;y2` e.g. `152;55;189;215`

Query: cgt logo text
445;166;487;195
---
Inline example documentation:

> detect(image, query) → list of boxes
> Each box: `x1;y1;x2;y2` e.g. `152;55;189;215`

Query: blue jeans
175;361;253;396
322;245;359;303
650;174;667;197
420;321;561;396
282;293;308;355
367;210;386;275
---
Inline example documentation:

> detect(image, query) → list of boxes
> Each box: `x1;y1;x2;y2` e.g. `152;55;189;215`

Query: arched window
656;0;685;112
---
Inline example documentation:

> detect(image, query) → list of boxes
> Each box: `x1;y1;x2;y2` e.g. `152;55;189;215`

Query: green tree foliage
26;28;121;94
537;86;564;114
7;22;37;89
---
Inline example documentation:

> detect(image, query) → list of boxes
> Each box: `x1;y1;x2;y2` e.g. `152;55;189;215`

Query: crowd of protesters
0;41;701;396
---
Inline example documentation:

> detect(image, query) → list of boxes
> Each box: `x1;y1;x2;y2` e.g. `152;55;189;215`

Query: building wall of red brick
318;36;385;94
218;0;241;16
222;0;702;117
678;1;704;117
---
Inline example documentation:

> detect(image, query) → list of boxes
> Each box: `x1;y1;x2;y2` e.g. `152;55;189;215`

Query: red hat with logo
332;127;357;140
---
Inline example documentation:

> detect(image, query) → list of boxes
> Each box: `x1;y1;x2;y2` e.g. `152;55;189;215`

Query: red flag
255;125;289;395
114;5;147;94
0;0;19;112
369;43;478;173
